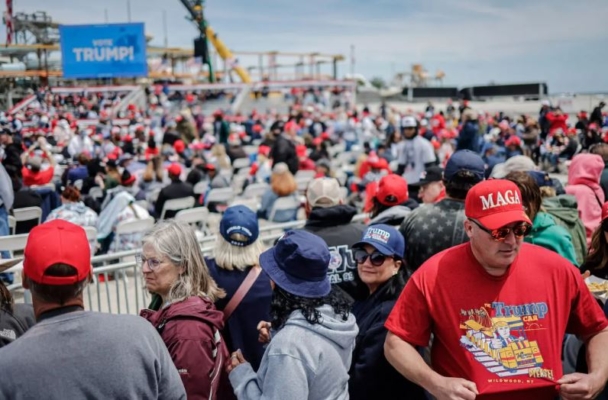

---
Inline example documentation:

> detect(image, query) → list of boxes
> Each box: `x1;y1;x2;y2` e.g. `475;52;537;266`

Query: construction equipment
179;0;252;83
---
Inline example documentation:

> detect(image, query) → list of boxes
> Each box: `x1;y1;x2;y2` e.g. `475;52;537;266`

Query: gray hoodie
229;305;358;400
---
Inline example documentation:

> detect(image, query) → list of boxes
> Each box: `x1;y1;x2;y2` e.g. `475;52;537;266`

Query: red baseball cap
376;174;409;206
465;180;531;230
602;202;608;221
173;139;186;154
168;163;182;176
296;145;307;158
24;220;91;285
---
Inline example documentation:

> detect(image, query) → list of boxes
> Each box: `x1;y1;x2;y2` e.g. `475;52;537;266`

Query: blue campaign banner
59;23;148;79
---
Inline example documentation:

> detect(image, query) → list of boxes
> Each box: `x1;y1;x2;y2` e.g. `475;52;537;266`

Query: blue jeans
0;206;13;284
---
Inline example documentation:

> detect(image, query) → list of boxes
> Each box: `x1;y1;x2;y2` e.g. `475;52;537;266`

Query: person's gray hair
212;234;266;271
142;220;225;303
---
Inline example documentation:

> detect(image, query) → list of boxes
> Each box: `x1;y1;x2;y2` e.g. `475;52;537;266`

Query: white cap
541;100;550;106
306;178;342;208
401;116;417;128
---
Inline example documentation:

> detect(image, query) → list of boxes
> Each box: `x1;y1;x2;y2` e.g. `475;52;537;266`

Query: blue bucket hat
259;230;331;298
220;205;259;247
352;224;405;258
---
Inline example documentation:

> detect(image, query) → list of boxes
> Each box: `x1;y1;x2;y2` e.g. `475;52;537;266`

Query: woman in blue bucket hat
226;230;358;400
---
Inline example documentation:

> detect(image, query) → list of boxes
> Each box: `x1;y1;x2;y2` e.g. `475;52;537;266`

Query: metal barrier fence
6;214;367;314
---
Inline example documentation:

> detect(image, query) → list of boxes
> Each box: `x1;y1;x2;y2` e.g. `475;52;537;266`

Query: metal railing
5;213;368;314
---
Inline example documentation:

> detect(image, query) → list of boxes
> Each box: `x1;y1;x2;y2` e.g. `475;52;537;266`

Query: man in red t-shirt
21;137;55;187
385;179;608;400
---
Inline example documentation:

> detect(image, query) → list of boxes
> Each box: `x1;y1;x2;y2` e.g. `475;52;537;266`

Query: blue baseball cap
219;205;259;247
352;224;405;258
527;170;554;188
444;150;485;182
259;230;331;298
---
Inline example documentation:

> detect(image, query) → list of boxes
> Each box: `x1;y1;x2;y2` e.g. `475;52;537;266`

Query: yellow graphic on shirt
458;302;552;380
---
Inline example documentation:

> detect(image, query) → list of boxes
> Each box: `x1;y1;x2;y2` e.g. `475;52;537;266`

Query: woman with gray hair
206;205;271;371
139;220;235;400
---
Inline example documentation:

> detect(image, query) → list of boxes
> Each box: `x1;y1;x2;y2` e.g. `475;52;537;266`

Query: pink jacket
565;154;605;244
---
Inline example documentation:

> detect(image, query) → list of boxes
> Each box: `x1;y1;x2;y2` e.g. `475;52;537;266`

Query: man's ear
463;219;474;239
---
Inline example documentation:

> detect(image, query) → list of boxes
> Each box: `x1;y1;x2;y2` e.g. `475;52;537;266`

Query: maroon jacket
141;296;235;400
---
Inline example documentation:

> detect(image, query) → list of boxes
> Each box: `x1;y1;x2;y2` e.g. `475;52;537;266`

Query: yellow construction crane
179;0;251;83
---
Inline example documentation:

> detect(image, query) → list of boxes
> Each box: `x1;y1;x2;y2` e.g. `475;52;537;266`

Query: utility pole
127;0;132;22
179;0;215;82
163;10;168;48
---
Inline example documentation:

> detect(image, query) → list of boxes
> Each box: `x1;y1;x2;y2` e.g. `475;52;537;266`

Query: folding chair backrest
242;183;269;199
268;196;301;221
0;234;29;258
147;187;162;204
115;216;155;236
83;226;98;242
13;207;43;225
88;186;104;200
295;170;316;180
160;197;196;220
175;207;210;227
205;188;235;205
193;181;209;195
233;158;251;170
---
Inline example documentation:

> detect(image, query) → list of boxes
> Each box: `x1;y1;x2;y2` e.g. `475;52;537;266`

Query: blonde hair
142;220;225;302
211;144;231;169
271;170;297;197
212;234;266;271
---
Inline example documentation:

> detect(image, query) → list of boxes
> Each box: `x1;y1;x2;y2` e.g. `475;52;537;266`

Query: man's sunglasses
353;249;391;266
469;219;531;242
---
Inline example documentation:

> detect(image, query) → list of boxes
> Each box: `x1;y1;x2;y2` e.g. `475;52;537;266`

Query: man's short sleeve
421;139;437;164
385;277;432;347
566;272;608;338
40;166;54;185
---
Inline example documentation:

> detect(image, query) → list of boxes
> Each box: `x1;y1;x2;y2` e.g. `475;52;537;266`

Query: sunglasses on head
353;249;392;266
469;219;531;242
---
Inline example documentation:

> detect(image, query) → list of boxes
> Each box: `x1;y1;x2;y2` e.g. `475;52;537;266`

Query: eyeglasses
469;219;531;242
135;254;163;270
353;249;391;266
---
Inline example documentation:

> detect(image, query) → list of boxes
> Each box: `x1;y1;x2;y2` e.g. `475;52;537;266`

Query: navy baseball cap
219;205;259;247
259;230;331;298
444;150;485;182
352;224;405;258
527;170;554;188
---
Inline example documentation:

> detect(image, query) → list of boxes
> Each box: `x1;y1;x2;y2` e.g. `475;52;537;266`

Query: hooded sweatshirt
141;296;235;400
542;195;588;266
369;205;412;226
524;212;578;266
229;304;358;400
565;154;605;244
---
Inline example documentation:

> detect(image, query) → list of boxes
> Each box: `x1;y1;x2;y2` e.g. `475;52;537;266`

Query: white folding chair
205;187;235;207
243;145;257;156
193;181;209;195
13;207;43;226
7;216;16;235
0;234;29;258
175;207;211;234
242;182;270;200
339;187;348;200
113;217;155;250
219;169;233;181
147;187;162;204
83;226;98;241
233;158;251;170
296;177;312;193
268;196;301;222
160;197;196;220
335;171;347;187
231;197;260;212
74;180;84;190
232;175;248;195
88;186;104;200
295;170;316;180
236;167;251;177
134;200;149;210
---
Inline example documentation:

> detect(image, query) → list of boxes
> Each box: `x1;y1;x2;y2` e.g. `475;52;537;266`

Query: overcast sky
3;0;608;93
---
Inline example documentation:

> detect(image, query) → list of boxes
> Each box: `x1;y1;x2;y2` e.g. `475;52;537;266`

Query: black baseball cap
411;166;444;187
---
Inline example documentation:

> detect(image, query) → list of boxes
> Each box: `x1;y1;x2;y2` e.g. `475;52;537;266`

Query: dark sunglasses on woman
353;249;392;266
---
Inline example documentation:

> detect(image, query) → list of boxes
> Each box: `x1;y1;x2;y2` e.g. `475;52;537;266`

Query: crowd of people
0;87;608;399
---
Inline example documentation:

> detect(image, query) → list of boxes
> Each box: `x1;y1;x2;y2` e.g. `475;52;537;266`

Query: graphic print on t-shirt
459;301;555;383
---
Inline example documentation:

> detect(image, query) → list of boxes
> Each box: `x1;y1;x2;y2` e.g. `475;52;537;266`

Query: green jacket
542;195;588;266
525;212;578;266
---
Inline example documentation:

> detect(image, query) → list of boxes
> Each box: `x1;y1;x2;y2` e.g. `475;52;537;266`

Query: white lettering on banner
480;190;521;210
73;46;135;62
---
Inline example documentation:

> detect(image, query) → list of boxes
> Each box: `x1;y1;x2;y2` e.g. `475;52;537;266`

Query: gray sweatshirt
230;304;358;400
0;310;186;400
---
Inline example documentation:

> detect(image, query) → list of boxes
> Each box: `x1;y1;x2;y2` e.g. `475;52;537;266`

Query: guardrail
5;213;368;314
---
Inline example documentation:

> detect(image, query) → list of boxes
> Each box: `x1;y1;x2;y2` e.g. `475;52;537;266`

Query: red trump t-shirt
386;243;608;400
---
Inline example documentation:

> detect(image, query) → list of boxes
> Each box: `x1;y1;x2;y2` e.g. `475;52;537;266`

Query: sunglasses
353;249;391;266
469;219;531;242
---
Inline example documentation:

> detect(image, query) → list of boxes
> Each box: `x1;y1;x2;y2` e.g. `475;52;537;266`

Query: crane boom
178;0;252;83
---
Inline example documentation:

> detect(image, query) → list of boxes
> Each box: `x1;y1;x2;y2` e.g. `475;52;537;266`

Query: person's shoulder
414;243;470;277
519;243;576;272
